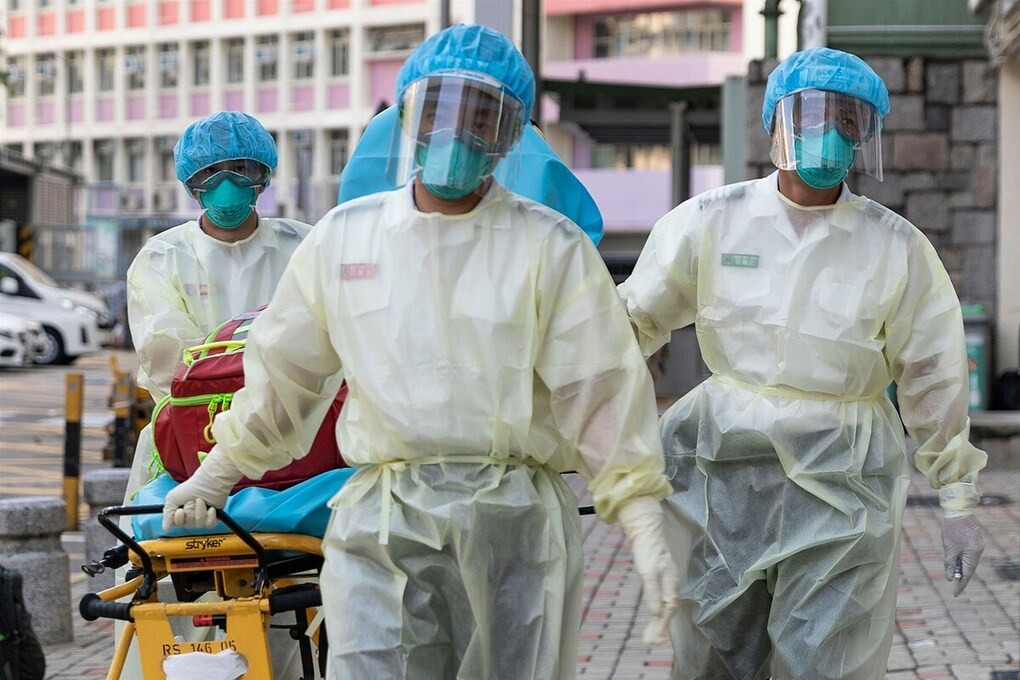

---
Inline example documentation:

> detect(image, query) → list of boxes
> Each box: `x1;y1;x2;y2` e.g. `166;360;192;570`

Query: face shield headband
769;89;884;185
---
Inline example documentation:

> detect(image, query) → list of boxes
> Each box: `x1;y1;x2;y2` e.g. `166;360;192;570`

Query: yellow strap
711;374;882;402
182;340;246;366
331;456;531;545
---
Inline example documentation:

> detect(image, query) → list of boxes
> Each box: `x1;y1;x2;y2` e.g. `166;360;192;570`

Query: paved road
1;349;1018;679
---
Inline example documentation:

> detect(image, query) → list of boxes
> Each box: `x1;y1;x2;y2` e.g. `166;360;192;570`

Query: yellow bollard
64;372;84;530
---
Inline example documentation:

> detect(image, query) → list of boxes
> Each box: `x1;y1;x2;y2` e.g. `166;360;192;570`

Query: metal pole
521;0;542;126
64;373;84;530
761;0;783;60
670;101;690;208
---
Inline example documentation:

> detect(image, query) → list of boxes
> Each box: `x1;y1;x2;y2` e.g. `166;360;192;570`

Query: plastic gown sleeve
535;232;671;523
885;236;987;514
207;236;344;480
127;252;206;402
616;205;701;358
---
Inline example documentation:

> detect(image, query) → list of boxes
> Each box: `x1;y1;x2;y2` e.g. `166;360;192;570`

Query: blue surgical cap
762;47;890;133
338;106;604;245
396;24;536;115
174;111;278;183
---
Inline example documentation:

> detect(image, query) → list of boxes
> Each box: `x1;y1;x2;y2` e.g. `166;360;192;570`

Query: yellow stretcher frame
79;505;327;680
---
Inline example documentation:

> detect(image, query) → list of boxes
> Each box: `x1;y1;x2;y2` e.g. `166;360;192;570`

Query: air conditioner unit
255;45;277;63
158;52;178;71
36;61;56;78
153;186;177;211
293;41;314;62
7;66;24;83
156;136;176;151
124;55;146;73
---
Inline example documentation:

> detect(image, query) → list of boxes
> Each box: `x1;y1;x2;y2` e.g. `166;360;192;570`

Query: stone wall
745;56;1000;309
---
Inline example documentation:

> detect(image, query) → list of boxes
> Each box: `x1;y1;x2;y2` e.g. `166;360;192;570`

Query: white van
0;252;112;365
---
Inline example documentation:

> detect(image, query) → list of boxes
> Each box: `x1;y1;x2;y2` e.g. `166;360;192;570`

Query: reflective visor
185;159;271;191
770;89;884;182
400;72;526;155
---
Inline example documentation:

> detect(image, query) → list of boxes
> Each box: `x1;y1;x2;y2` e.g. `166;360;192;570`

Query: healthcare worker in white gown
162;24;681;680
619;47;988;680
119;110;311;679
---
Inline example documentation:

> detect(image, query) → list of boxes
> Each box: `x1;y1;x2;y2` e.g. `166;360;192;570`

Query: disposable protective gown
618;174;986;680
118;216;309;680
208;183;670;678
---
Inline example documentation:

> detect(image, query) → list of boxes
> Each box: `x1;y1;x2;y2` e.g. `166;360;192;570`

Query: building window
329;129;348;175
36;54;57;96
192;41;210;86
5;59;25;98
593;10;731;58
125;46;146;90
255;35;278;81
97;49;115;91
94;140;115;181
366;24;425;53
66;51;84;93
34;142;56;163
127;139;146;183
66;141;83;173
292;31;314;80
330;29;349;77
158;44;178;88
157;137;176;182
226;38;245;84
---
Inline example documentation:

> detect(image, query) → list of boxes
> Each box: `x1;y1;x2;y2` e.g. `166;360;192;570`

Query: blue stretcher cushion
131;468;357;540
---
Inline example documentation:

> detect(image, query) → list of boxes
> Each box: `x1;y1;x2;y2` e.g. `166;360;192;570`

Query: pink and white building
1;0;755;260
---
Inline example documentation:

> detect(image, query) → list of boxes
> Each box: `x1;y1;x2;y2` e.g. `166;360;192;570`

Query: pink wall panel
37;12;56;35
574;17;593;59
257;88;279;113
7;16;25;39
6;103;25;127
190;92;211;117
369;59;403;110
328;0;350;7
290;84;315;111
35;101;55;125
127;96;146;120
127;3;147;28
96;97;115;122
97;6;116;30
159;1;179;24
159;93;178;118
226;0;245;18
70;98;85;123
257;0;279;15
546;0;741;16
328;83;350;109
224;90;244;111
66;8;85;32
190;0;211;21
292;0;315;11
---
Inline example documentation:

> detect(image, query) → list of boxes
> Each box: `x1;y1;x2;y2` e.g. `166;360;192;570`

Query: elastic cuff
938;481;980;516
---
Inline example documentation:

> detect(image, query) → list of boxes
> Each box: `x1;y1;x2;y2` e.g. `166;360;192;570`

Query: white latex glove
942;513;984;597
162;451;245;532
617;496;681;645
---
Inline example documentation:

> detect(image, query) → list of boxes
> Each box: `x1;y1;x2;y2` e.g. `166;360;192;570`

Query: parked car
0;252;113;365
0;312;28;368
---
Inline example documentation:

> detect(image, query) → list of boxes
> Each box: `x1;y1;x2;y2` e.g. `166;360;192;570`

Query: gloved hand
162;451;245;532
942;513;984;597
617;496;681;645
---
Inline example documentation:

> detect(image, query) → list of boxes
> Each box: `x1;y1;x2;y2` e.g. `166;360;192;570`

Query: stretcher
79;469;357;680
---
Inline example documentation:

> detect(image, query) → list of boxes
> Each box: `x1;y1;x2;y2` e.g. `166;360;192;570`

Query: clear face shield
769;89;883;189
393;72;526;200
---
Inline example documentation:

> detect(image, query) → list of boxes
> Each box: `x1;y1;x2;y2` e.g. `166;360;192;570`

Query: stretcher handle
79;592;133;622
268;584;322;615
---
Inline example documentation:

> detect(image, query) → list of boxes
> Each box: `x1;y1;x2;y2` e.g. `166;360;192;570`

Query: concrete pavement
30;468;1017;679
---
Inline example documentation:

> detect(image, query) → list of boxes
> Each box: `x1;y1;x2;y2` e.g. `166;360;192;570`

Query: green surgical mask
794;127;858;190
198;178;258;229
415;137;494;200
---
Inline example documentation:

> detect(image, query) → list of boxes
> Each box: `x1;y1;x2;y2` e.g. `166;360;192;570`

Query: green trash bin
962;304;992;412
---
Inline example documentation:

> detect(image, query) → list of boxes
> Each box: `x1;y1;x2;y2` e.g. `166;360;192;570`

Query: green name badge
721;253;760;268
